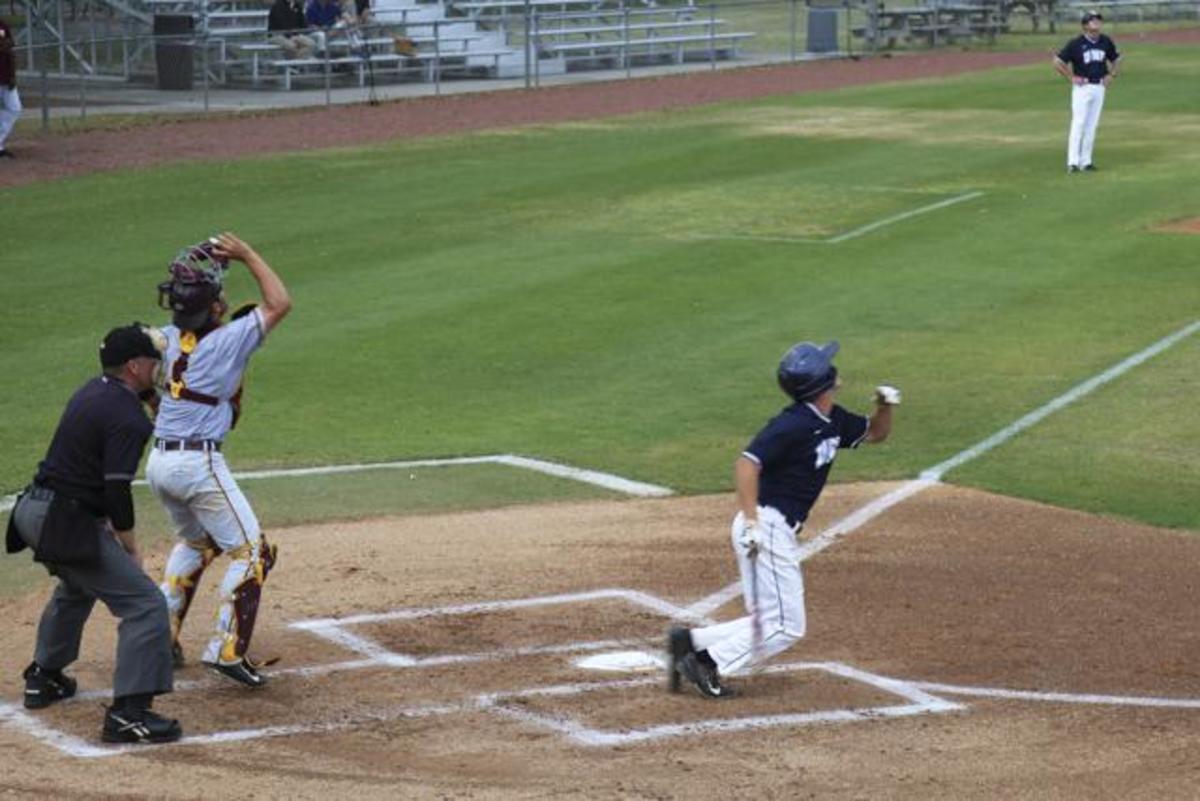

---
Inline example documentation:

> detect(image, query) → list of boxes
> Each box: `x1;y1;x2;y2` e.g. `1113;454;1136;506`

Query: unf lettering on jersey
1083;48;1106;65
815;437;840;469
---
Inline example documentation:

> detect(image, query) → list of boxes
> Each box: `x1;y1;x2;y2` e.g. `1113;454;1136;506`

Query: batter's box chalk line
0;453;674;515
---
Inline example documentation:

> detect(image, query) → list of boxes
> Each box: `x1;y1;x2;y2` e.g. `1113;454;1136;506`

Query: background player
1054;11;1120;173
667;341;900;698
146;233;292;688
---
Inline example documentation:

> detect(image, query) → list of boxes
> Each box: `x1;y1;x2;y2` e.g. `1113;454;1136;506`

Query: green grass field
2;39;1198;580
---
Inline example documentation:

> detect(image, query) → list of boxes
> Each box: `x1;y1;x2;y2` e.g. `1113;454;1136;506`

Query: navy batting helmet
157;239;228;330
777;340;840;402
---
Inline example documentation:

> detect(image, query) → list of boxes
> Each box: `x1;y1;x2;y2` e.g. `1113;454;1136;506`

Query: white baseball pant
0;86;21;150
146;446;265;665
688;506;807;676
1068;82;1106;169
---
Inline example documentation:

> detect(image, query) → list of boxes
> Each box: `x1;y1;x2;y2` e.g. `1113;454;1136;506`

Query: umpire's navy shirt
743;402;869;529
34;376;153;517
1057;34;1120;82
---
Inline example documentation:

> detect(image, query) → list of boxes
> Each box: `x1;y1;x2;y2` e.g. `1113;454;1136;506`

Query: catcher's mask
157;240;229;330
777;340;840;403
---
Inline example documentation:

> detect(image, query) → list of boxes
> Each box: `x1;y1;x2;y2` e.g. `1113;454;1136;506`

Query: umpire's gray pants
13;492;173;700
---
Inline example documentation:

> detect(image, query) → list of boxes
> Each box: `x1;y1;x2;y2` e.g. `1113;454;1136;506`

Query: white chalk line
0;454;674;514
486;661;963;747
684;317;1200;619
677;191;985;246
911;681;1200;710
289;588;707;630
919;318;1200;481
67;587;708;703
826;191;985;243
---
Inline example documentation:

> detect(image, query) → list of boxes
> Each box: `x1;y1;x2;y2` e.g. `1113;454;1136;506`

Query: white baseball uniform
146;309;268;666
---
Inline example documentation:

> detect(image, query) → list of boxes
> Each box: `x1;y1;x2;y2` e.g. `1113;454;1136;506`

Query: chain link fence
8;0;1199;123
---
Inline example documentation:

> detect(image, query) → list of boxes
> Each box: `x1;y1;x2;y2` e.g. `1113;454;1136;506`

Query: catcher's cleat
22;662;77;710
102;707;183;744
204;657;268;688
171;641;185;669
666;628;693;694
677;653;737;700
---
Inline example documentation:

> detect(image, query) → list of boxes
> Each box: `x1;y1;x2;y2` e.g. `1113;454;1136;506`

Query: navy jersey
743;402;869;528
1057;34;1119;82
34;376;154;517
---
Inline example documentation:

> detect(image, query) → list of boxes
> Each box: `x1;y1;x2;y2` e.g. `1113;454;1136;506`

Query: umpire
4;324;182;744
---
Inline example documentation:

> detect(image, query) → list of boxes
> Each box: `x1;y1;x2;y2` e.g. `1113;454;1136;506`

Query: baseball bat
749;543;764;672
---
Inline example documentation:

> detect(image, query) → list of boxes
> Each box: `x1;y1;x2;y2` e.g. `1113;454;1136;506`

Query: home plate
574;650;664;672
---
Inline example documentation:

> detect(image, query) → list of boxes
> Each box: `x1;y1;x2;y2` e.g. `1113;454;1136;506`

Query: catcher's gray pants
13;491;174;700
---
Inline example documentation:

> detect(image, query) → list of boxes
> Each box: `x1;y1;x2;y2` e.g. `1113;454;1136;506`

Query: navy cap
1081;10;1103;23
99;324;163;368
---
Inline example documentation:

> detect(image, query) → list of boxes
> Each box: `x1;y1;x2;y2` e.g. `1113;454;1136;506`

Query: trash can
154;13;195;90
807;7;839;53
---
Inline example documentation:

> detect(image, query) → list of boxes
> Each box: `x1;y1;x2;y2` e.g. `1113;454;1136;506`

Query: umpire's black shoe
22;662;77;710
677;653;736;700
102;707;183;744
204;658;268;688
666;627;693;693
0;148;13;159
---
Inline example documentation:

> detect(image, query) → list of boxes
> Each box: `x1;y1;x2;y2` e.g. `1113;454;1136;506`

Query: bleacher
70;0;753;87
523;7;753;70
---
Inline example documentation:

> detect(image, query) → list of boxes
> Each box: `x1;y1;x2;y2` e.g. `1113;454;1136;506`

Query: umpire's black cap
1081;10;1103;23
99;324;162;368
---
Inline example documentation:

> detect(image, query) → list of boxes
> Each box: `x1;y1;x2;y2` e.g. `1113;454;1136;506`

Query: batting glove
875;385;902;406
737;519;761;556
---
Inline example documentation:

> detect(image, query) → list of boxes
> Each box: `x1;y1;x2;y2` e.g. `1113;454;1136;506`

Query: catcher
145;232;292;688
667;341;900;698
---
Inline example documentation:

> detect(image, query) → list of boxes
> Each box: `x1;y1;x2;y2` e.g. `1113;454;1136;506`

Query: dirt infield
3;483;1200;799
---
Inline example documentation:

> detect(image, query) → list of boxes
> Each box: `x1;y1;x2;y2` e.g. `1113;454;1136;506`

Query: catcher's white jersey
154;309;265;442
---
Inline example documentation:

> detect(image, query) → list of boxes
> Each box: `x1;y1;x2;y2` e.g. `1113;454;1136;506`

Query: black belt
155;438;222;452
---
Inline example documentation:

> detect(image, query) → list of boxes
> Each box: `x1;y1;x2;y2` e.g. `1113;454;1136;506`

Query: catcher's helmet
777;340;840;402
157;240;228;330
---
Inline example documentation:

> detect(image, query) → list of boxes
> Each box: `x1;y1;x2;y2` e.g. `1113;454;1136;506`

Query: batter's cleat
22;662;77;710
204;658;268;688
171;641;185;669
102;707;183;744
677;653;736;700
1083;164;1098;172
1068;165;1081;173
666;628;694;693
0;148;13;159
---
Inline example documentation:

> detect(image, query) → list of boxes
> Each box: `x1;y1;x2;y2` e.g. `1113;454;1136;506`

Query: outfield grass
2;40;1198;544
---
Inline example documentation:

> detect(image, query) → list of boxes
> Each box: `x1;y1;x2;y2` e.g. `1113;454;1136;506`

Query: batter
667;341;900;698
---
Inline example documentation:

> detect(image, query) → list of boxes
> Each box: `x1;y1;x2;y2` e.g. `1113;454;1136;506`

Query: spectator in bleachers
268;0;317;59
305;0;343;30
0;16;21;158
341;0;371;26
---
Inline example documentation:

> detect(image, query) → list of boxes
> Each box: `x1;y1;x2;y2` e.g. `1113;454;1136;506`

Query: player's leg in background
148;449;218;652
0;87;20;150
1067;84;1089;169
1080;84;1106;168
189;451;268;666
